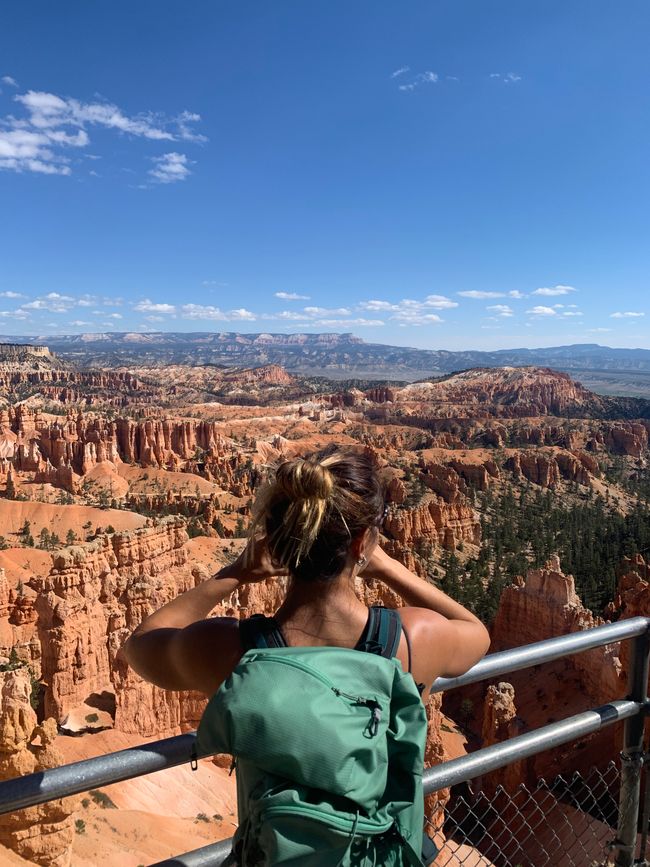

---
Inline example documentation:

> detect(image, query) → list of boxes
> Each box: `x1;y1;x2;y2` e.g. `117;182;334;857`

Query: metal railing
0;617;648;866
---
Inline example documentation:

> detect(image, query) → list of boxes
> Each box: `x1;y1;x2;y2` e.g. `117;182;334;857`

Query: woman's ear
354;527;378;563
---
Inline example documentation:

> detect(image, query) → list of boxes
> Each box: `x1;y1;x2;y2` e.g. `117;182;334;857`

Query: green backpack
196;607;437;866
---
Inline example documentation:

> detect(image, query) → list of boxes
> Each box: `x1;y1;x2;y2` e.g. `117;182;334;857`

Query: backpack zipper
260;803;394;836
258;655;383;737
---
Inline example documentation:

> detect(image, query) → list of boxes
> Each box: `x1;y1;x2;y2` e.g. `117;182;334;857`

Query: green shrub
89;789;116;809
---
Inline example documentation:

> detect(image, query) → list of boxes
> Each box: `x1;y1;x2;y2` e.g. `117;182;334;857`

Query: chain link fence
426;762;621;866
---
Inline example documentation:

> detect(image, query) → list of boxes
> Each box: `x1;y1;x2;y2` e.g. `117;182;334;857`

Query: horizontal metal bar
1;619;647;819
422;699;641;792
0;732;197;816
151;838;233;867
431;616;650;693
155;700;643;867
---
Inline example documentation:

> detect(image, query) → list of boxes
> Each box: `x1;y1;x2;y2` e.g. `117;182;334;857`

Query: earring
357;556;366;568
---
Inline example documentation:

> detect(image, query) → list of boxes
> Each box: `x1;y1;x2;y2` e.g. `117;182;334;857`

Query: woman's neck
276;568;362;618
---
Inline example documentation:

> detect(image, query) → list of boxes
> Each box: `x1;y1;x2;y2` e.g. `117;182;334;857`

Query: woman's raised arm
363;547;490;685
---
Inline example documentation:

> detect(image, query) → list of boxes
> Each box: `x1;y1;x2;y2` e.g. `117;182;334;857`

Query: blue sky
0;1;648;350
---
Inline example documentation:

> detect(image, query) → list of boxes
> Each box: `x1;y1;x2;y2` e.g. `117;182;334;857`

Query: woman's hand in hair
361;545;397;580
230;535;289;584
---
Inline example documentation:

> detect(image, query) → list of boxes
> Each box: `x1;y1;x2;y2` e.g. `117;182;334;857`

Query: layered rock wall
0;668;75;866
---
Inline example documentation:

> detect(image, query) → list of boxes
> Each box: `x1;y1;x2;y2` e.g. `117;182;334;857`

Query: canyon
0;347;648;864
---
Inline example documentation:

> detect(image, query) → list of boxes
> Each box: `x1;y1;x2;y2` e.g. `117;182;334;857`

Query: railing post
615;628;650;867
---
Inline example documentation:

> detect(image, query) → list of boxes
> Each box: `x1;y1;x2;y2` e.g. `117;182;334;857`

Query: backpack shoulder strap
239;614;287;651
356;606;402;659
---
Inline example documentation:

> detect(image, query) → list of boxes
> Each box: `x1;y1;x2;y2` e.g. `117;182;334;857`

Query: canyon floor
0;345;649;865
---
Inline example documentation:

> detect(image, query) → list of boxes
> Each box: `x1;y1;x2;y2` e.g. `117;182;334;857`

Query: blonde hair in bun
248;447;384;581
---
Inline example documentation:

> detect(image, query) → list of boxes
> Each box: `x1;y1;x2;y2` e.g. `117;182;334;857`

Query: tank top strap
355;606;402;659
239;614;287;651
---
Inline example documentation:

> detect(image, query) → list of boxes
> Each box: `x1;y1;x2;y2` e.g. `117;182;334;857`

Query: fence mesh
426;762;621;867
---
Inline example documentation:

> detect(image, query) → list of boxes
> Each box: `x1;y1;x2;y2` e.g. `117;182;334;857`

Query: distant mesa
0;343;53;361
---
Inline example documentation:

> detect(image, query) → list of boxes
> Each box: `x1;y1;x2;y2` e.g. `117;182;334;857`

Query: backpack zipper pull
365;700;382;737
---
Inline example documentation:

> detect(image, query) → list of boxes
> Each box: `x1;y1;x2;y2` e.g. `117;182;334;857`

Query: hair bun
276;458;334;501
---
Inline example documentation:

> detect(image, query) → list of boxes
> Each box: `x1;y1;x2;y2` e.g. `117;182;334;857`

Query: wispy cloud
0;309;29;319
359;295;457;315
181;304;256;321
490;72;522;83
391;67;410;79
487;304;514;317
397;70;439;92
610;311;645;319
274;291;310;301
1;76;18;88
311;318;384;328
148;152;192;184
0;86;205;177
458;290;506;299
21;291;76;312
0;290;25;298
532;284;577;297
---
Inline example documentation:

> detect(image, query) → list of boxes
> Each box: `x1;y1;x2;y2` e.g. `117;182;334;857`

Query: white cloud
148;152;192;184
269;311;309;321
70;319;91;326
526;305;556;316
532;285;577;296
588;327;612;333
490;72;522;83
274;291;310;301
458;290;506;299
145;315;164;322
0;87;205;177
508;290;525;299
304;306;351;316
312;318;384;327
359;295;457;318
397;70;438;92
0;309;29;319
562;311;583;317
359;300;397;312
1;76;18;88
423;294;458;309
391;67;410;78
230;308;256;321
21;291;75;312
487;304;514;317
107;312;123;319
0;290;25;298
610;311;645;319
181;303;256;321
133;299;176;314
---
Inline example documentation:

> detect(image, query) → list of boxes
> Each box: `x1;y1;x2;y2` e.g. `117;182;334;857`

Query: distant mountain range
3;331;650;396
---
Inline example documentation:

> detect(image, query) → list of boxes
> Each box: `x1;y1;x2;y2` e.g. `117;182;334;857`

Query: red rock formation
0;668;75;866
459;557;625;783
481;682;524;792
31;517;198;734
385;496;481;558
